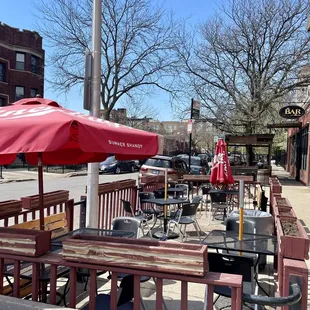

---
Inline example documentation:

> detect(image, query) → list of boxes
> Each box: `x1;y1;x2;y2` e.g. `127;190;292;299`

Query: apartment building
0;23;44;106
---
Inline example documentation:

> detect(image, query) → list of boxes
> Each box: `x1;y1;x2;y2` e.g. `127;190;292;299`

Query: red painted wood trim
206;285;213;310
69;267;77;308
181;281;188;310
155;278;163;310
0;258;3;294
65;199;74;232
89;269;97;310
134;275;141;310
110;273;118;310
49;264;57;305
13;260;20;298
32;262;39;302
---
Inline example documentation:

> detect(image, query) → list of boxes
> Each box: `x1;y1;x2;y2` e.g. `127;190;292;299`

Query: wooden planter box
274;205;296;218
21;190;69;210
63;235;208;276
276;216;309;260
274;197;291;208
271;183;282;194
0;228;51;257
0;200;22;217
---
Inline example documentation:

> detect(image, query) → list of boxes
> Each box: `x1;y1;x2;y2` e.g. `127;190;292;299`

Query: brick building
0;23;44;106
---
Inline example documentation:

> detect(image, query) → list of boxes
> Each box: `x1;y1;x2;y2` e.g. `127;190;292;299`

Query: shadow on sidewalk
277;176;303;187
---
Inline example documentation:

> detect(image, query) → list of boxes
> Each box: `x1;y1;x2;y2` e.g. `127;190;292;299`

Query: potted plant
273;205;296;218
276;216;309;260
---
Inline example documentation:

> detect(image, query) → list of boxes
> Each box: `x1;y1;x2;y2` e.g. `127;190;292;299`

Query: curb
0;178;36;184
65;172;88;178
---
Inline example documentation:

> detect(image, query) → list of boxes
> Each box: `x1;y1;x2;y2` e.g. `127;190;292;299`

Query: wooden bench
10;199;74;238
3;199;74;298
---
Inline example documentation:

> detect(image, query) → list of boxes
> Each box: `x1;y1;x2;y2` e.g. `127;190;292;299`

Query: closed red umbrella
0;98;159;229
210;138;234;186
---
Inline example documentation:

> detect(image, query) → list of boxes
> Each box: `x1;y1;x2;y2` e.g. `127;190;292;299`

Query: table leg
152;204;178;240
163;205;167;234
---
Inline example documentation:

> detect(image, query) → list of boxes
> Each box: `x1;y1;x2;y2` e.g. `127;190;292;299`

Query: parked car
197;153;213;168
178;155;207;175
99;156;136;174
139;155;188;182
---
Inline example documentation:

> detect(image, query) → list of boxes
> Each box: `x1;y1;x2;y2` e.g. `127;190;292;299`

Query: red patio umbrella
210;138;234;186
0;98;159;229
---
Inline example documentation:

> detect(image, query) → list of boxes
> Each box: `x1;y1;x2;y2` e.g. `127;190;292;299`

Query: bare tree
33;0;181;119
176;0;310;134
121;96;158;128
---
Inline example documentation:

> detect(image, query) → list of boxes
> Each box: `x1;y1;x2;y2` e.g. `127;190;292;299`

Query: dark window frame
0;63;6;82
0;97;6;107
31;55;39;74
15;85;25;101
301;125;308;170
30;88;38;98
16;52;25;71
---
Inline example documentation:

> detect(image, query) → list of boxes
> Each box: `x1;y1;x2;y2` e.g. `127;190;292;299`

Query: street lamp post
86;0;102;228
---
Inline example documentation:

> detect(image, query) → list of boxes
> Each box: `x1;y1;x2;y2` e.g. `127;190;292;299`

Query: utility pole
86;0;102;228
188;98;200;173
188;99;194;173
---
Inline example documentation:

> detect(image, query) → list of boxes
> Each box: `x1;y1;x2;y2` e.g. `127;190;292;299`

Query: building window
31;55;39;74
30;88;38;98
15;86;25;101
0;97;6;106
0;63;6;82
301;126;308;170
16;52;25;70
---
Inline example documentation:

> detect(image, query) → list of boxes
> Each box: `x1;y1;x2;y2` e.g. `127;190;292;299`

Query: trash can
229;209;274;269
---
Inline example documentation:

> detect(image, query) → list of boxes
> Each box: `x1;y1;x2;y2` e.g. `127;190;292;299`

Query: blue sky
0;0;223;120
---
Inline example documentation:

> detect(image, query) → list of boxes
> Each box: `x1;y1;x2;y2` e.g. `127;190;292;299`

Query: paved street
0;170;138;202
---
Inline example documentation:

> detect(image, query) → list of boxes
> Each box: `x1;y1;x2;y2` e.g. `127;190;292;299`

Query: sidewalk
271;164;310;234
0;169;87;184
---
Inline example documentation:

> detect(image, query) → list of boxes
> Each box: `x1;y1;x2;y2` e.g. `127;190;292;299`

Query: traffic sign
187;119;193;134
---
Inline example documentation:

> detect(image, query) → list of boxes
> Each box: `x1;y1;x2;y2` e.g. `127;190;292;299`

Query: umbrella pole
164;169;168;201
163;169;168;235
238;180;244;241
38;153;44;230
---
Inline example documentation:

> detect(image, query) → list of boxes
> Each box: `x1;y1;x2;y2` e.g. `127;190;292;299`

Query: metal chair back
191;195;202;204
139;192;155;203
121;199;134;215
210;192;227;203
208;252;254;283
112;217;141;239
181;202;200;217
154;190;165;199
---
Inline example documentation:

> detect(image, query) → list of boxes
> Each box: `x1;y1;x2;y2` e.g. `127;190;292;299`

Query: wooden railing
0;251;243;310
139;175;165;192
0;199;74;229
88;180;138;229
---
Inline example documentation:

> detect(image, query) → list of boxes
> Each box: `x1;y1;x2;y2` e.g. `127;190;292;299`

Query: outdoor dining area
0;98;307;309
